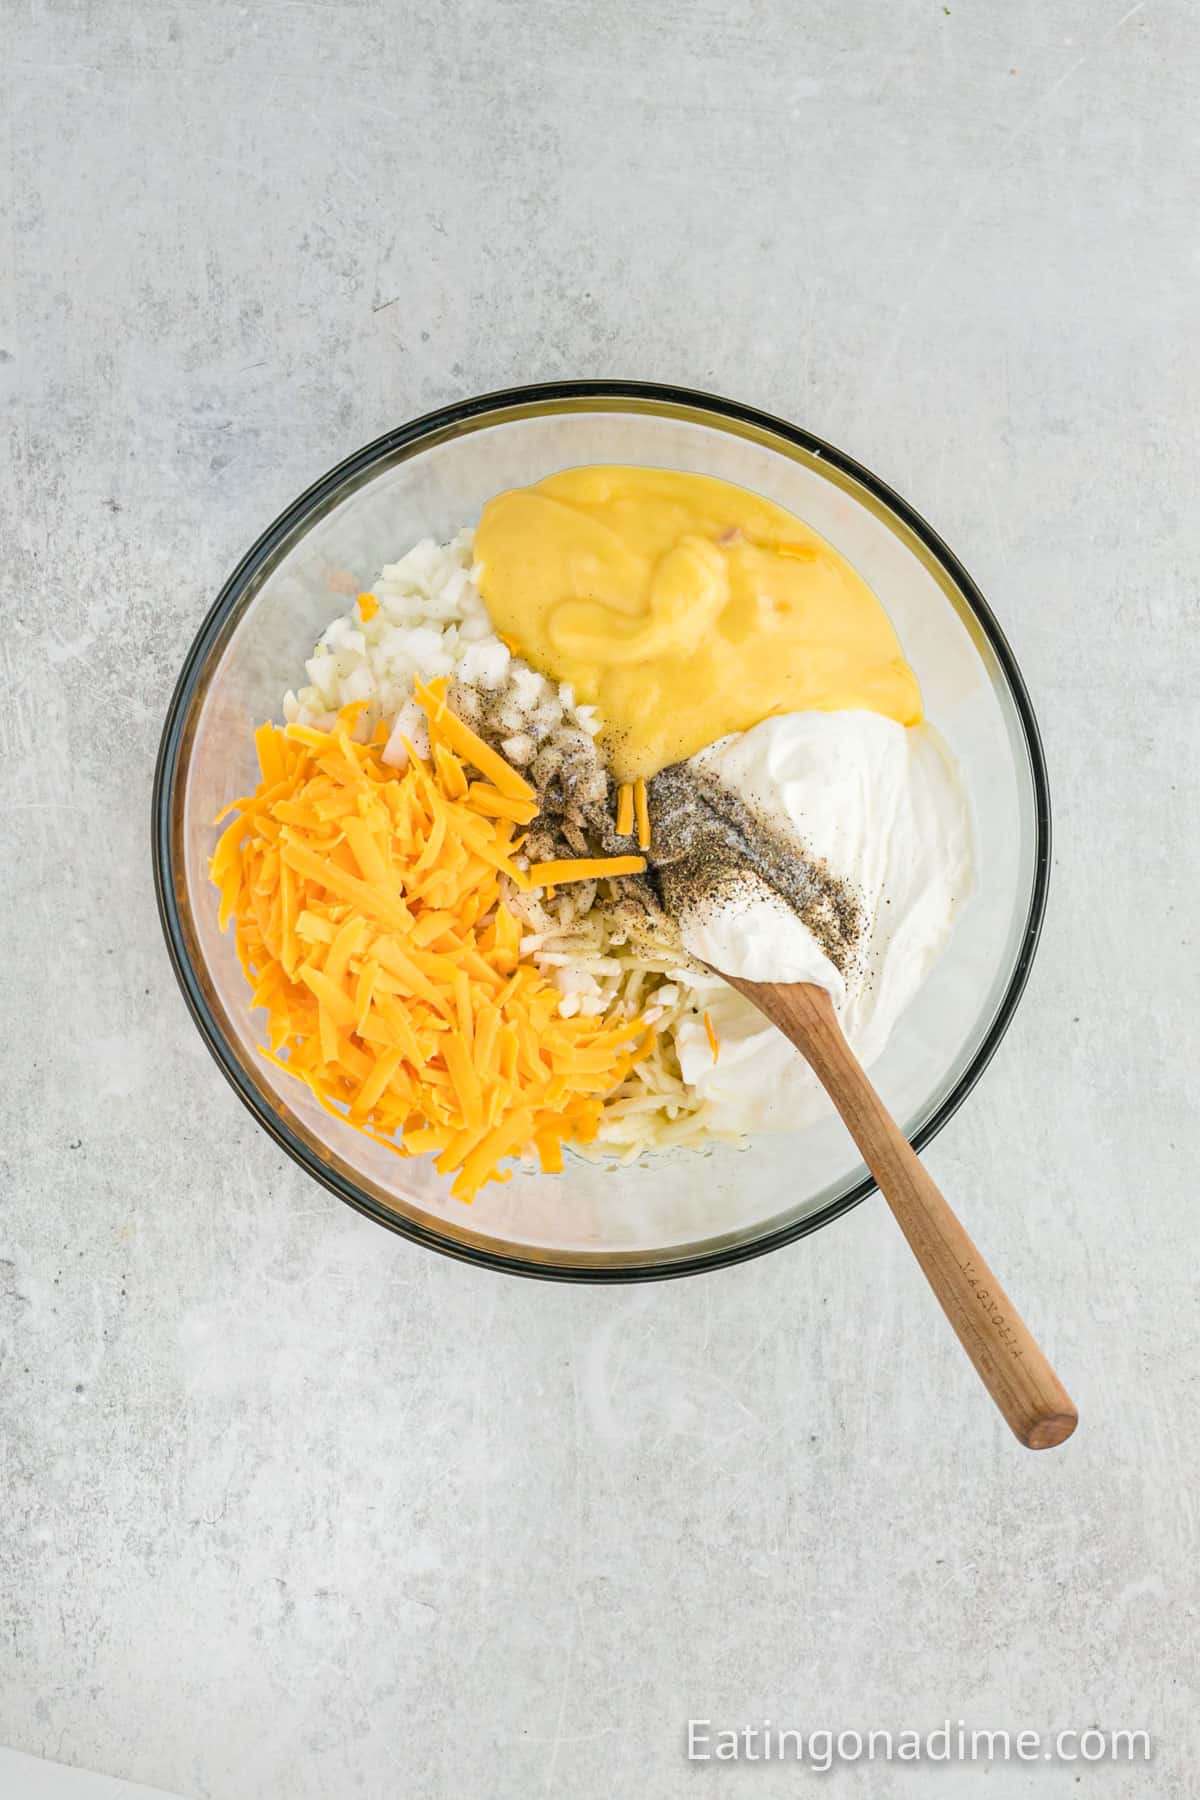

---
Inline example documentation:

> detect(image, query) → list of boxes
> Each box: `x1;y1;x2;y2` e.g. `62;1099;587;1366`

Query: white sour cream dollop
671;710;973;1132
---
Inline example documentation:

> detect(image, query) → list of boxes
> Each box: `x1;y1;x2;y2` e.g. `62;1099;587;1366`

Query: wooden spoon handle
727;977;1077;1450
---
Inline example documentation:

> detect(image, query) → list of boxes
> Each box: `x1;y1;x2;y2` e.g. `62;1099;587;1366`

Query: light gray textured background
2;2;1197;1797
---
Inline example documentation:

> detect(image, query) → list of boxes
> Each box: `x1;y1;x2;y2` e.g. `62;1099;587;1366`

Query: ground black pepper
645;760;865;977
451;677;679;944
453;674;860;972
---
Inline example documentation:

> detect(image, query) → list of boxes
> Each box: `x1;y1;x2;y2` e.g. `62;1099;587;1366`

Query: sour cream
672;710;973;1131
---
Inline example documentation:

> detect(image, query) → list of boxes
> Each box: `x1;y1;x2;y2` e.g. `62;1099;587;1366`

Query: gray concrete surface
2;2;1197;1797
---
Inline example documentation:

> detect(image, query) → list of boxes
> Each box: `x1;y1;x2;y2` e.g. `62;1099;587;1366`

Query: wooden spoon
721;973;1077;1450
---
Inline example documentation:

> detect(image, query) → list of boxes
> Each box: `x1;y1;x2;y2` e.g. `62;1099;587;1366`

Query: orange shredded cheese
357;591;380;621
528;855;646;887
633;776;651;851
466;782;540;825
210;701;647;1201
615;781;634;837
413;677;534;802
703;1010;720;1065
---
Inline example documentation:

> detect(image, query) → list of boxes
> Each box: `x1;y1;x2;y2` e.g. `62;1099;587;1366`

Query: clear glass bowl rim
152;379;1051;1283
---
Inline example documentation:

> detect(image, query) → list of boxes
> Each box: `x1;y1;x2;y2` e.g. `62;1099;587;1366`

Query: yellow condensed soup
473;466;922;782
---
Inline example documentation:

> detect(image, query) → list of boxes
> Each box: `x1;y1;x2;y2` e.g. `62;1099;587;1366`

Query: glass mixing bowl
153;382;1049;1280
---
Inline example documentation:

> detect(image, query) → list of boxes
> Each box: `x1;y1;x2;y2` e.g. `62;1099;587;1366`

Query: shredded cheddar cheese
633;776;651;851
357;591;380;621
211;699;650;1201
615;782;634;838
703;1010;720;1065
414;677;535;803
528;855;646;887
